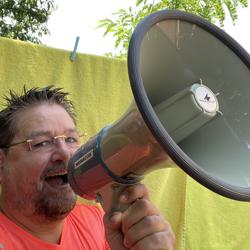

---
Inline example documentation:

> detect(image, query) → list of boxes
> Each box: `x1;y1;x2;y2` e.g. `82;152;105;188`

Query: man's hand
103;184;175;250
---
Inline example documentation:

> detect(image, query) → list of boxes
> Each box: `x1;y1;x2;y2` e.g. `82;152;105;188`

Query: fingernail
120;192;128;203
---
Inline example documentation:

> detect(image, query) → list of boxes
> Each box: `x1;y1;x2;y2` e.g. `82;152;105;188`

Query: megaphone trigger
96;182;141;213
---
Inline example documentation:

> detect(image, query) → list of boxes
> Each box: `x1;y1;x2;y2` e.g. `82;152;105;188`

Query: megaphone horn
68;9;250;208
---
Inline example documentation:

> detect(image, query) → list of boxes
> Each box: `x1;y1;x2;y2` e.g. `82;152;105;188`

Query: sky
41;0;250;56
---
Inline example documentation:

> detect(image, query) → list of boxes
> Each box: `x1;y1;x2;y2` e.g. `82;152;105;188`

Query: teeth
45;171;67;178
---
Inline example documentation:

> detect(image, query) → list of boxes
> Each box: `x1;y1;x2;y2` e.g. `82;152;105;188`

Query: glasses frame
3;133;86;152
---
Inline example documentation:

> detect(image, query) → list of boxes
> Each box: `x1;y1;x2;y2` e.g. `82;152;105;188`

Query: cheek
4;151;49;184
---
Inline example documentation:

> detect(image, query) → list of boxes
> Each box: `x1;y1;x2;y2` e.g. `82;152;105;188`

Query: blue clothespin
70;36;80;61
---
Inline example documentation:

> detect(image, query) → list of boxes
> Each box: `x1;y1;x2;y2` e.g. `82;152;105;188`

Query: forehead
15;103;76;138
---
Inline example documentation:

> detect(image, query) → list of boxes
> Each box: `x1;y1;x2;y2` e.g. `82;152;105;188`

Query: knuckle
136;198;151;211
143;214;172;233
144;214;160;228
152;231;176;249
130;231;175;250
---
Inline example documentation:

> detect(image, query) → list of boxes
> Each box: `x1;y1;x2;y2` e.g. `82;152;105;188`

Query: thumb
103;211;128;250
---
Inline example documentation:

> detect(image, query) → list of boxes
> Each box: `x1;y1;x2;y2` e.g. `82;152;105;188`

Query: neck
0;201;65;244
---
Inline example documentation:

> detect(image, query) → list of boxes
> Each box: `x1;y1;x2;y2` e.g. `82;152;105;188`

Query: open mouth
45;172;69;188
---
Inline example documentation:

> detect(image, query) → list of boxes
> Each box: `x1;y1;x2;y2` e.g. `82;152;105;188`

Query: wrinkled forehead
14;103;77;139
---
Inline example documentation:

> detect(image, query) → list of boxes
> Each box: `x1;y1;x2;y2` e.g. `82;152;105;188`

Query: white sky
41;0;250;55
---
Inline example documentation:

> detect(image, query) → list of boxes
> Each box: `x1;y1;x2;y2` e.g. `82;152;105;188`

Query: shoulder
0;213;27;249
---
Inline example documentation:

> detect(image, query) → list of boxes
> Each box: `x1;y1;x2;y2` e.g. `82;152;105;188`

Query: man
0;85;175;249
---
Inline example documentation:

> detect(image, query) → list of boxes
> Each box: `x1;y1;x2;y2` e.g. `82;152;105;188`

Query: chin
34;186;77;220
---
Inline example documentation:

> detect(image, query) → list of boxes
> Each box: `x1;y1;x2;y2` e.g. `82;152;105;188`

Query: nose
51;139;73;163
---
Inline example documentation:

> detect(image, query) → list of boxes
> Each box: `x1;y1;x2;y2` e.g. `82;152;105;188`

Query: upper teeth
46;171;67;178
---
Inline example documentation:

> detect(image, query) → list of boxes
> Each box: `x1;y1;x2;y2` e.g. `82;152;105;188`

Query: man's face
0;103;79;221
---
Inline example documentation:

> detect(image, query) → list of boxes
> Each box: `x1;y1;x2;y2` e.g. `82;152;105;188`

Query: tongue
46;176;64;187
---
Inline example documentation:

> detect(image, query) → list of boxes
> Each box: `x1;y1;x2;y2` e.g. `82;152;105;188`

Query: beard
2;165;78;223
33;162;78;221
33;182;77;221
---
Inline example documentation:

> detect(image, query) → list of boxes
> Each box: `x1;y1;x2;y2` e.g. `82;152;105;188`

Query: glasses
4;133;86;152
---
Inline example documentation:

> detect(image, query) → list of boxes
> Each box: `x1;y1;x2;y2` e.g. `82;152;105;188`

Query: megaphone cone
68;9;250;206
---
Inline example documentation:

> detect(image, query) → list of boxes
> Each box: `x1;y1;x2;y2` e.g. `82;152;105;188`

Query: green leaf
97;0;249;58
0;0;55;44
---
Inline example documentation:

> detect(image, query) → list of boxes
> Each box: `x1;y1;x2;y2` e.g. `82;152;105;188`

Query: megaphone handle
96;183;134;213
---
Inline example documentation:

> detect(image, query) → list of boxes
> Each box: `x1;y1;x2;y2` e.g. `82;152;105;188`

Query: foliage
0;0;56;44
98;0;249;57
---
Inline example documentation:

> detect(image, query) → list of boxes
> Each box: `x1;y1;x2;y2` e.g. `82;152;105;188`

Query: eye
65;136;79;144
32;139;53;149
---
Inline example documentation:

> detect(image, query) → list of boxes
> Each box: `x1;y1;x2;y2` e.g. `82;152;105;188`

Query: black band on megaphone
96;126;143;185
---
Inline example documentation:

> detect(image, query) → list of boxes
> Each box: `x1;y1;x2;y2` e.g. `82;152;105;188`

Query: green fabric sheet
1;36;250;250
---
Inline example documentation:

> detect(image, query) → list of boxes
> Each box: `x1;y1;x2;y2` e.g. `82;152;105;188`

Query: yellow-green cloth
1;36;250;250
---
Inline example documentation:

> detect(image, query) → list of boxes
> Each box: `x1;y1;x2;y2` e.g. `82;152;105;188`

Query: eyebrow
28;128;78;138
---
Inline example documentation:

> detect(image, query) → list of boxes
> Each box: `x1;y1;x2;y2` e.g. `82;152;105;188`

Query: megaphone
68;9;250;207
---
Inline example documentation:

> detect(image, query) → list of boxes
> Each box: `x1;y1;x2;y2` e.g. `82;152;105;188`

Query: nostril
51;148;71;162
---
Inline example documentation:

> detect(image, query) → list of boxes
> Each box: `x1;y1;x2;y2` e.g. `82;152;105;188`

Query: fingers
103;183;150;243
120;196;175;249
104;183;176;250
123;213;167;241
103;211;127;249
119;183;149;204
121;199;175;248
129;230;176;250
121;198;158;232
104;211;123;230
104;184;151;250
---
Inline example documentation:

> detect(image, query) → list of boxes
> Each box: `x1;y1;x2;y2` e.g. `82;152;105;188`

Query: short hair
0;85;77;149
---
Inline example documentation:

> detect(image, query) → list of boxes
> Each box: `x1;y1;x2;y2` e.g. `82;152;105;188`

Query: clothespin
70;36;80;61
